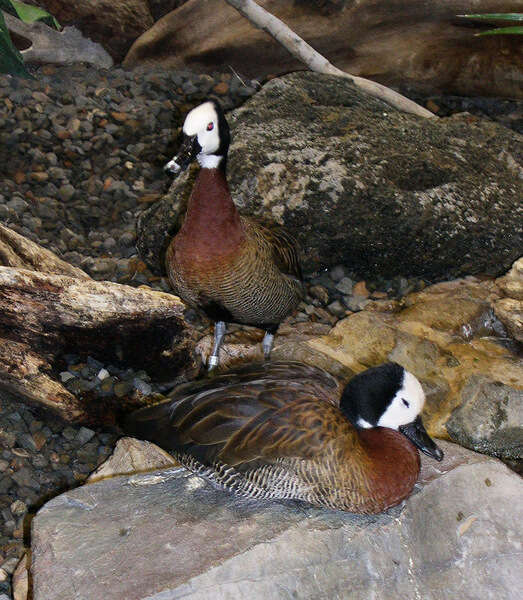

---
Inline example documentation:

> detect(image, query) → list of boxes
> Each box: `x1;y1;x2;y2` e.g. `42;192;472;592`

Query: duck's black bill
399;415;444;461
164;134;201;175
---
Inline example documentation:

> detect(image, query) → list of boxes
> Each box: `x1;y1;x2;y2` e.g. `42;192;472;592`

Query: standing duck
164;100;303;369
126;361;443;513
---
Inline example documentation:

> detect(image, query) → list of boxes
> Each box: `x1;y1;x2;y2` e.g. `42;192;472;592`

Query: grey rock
329;264;346;282
6;198;28;214
32;456;48;468
31;441;522;600
59;370;75;382
76;427;96;447
103;237;117;251
16;433;37;453
12;468;39;490
133;378;153;396
335;276;353;295
137;72;522;279
119;231;135;246
58;184;75;202
1;556;19;575
96;368;110;381
326;300;346;317
7;412;23;425
446;375;523;460
343;295;371;311
62;427;78;442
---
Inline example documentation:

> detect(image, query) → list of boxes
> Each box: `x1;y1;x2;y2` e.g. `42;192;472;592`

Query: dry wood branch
224;0;435;118
0;339;83;420
0;264;199;422
3;10;113;68
0;223;89;278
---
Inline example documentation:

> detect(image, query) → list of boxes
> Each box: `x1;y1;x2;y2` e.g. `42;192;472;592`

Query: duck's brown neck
181;168;244;250
353;428;421;513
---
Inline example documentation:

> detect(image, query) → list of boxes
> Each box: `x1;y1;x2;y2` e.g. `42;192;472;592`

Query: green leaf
0;8;32;77
476;25;523;36
458;13;523;22
0;0;60;29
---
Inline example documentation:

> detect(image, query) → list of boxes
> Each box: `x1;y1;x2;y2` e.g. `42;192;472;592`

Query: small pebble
344;295;371;312
327;300;346;317
329;265;346;282
114;381;133;398
352;281;370;298
308;285;329;304
0;557;20;575
10;500;26;517
76;427;96;446
62;427;78;441
335;277;354;295
97;368;110;380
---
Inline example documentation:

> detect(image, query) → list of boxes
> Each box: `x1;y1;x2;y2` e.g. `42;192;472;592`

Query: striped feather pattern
126;361;421;513
165;168;303;329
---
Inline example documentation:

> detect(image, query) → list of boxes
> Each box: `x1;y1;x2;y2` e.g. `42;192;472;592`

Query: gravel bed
0;64;259;281
0;62;519;599
0;392;118;596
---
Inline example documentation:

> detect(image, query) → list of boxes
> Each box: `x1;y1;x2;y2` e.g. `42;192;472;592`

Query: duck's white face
183;101;221;167
377;370;426;430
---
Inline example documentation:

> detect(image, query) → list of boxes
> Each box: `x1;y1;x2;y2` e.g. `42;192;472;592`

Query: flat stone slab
31;440;522;600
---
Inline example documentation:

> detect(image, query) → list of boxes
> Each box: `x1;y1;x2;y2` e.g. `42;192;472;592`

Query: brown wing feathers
249;220;303;282
126;362;342;468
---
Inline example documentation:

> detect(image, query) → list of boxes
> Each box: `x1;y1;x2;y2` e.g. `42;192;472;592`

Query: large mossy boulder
137;72;522;281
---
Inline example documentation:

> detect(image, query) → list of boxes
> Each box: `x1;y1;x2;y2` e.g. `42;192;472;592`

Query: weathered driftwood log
0;267;200;421
3;10;113;69
0;226;199;422
0;223;89;278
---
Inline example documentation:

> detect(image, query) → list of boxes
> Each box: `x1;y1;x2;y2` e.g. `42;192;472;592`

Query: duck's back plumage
126;361;421;513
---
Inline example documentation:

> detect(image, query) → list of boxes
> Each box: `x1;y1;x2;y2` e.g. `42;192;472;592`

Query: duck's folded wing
165;361;340;406
249;220;303;283
125;364;344;468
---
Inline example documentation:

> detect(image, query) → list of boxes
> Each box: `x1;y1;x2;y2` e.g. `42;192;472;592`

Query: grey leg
262;331;274;360
208;321;226;370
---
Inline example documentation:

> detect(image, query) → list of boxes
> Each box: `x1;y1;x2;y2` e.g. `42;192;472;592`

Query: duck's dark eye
402;398;410;408
207;122;214;131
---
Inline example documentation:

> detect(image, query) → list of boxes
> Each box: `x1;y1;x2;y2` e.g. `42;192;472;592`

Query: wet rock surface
31;440;522;600
446;375;523;461
139;71;522;280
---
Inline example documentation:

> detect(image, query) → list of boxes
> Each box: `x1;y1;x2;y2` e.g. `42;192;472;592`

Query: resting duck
164;100;303;369
126;361;443;513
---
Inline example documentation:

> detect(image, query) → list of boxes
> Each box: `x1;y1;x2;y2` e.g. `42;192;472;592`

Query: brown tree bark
124;0;523;99
0;226;199;422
